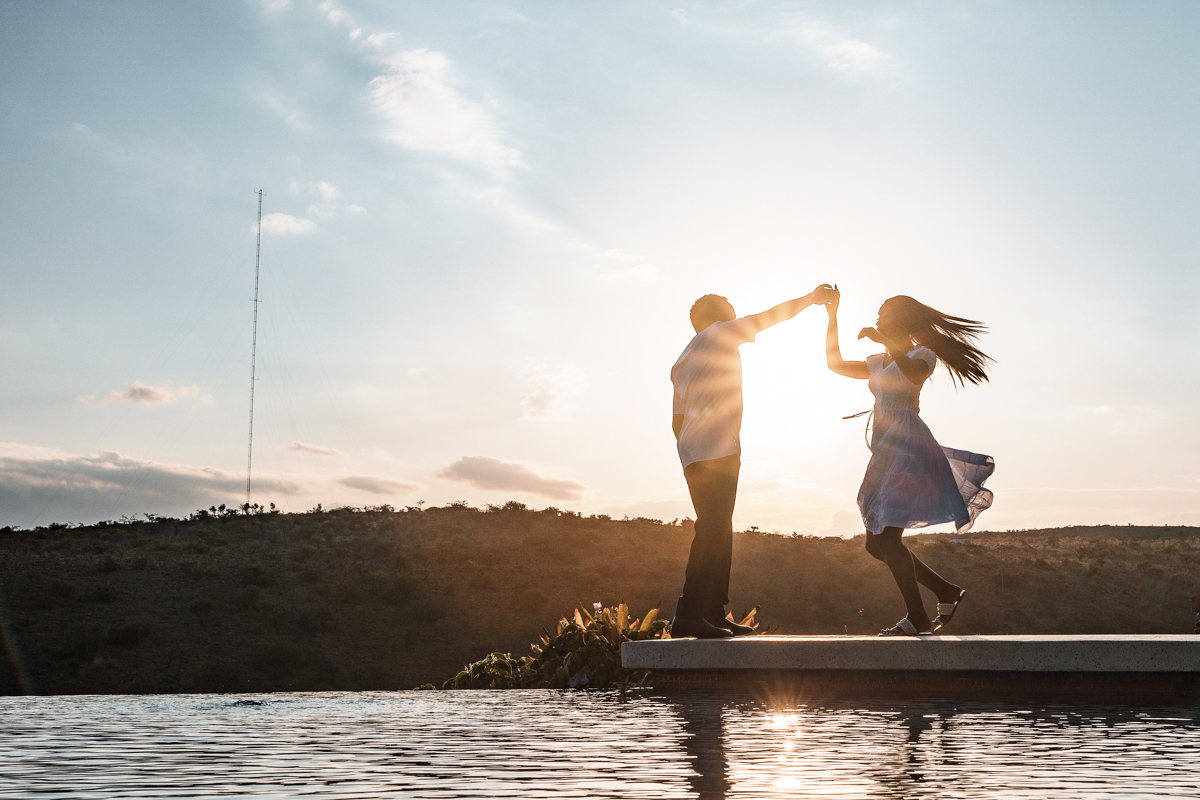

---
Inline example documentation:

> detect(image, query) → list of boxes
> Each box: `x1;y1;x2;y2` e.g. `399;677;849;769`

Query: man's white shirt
671;317;757;469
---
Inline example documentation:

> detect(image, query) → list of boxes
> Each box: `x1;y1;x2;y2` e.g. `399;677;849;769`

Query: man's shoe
713;617;756;636
670;616;733;639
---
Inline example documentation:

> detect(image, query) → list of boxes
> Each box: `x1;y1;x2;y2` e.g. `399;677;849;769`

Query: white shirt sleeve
726;316;757;345
911;346;938;371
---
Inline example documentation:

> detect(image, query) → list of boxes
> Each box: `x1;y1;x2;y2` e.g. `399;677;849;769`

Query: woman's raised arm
825;287;870;380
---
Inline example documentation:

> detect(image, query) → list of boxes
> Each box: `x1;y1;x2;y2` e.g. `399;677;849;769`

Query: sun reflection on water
1;691;1198;798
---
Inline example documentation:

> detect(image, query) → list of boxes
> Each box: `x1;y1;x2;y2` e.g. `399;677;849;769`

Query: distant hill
923;524;1200;541
1;505;1197;695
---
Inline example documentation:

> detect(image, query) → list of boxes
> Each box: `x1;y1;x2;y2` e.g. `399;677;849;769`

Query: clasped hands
811;284;838;307
816;283;843;314
815;283;883;344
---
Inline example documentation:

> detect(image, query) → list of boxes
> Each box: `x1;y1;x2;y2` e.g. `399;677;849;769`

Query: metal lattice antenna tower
246;190;263;508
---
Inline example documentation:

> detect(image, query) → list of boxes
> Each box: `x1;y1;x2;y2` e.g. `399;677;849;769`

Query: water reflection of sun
725;705;879;798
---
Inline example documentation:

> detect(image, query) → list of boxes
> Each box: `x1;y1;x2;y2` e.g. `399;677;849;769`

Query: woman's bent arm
857;327;931;385
825;298;869;380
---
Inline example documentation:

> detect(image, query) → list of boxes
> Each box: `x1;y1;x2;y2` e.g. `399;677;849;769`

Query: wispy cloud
317;0;351;26
289;179;339;201
520;361;584;419
288;4;609;265
337;475;416;495
313;180;339;201
59;123;132;166
75;381;211;406
457;183;553;232
357;31;398;50
289;441;343;457
673;9;891;75
259;212;313;233
287;179;365;220
436;456;584;501
293;4;580;249
770;22;889;73
369;48;521;170
568;242;657;282
247;83;311;131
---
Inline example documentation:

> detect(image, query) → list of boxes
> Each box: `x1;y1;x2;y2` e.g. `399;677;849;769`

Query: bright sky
2;1;1197;533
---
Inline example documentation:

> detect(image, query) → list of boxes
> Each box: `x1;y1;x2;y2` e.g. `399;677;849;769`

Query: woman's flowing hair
886;296;992;386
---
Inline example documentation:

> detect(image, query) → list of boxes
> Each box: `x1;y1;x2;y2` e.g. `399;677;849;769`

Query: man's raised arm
752;284;835;333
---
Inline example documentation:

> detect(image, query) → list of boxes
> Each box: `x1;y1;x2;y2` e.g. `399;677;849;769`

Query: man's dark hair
689;294;735;331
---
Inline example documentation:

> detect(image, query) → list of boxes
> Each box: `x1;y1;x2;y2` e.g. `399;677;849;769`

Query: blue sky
1;1;1197;533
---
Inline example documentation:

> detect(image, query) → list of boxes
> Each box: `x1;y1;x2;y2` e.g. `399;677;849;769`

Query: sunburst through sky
1;1;1197;532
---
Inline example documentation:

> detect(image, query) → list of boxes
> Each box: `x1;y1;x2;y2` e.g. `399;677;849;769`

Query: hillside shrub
434;602;678;690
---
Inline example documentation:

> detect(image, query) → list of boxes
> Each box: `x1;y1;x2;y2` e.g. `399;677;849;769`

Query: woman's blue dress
858;346;994;535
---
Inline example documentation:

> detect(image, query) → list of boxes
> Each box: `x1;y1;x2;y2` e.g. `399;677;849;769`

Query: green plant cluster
435;603;670;690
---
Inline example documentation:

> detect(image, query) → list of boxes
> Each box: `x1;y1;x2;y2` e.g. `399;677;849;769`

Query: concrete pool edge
622;635;1200;698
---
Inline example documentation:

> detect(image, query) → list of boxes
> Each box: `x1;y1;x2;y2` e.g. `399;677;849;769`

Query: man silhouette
671;285;834;638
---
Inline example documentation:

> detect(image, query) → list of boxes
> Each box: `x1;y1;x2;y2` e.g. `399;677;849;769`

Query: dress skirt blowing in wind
856;348;994;535
858;411;995;535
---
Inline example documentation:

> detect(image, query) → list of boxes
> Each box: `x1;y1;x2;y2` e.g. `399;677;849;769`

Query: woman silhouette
824;289;994;635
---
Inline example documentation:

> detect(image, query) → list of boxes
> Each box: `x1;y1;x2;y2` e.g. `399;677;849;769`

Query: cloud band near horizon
0;443;304;528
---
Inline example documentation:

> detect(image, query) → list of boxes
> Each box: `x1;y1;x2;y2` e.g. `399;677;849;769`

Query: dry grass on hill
1;505;1197;695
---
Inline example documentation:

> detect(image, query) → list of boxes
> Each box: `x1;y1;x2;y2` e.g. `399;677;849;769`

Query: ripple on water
1;691;1198;799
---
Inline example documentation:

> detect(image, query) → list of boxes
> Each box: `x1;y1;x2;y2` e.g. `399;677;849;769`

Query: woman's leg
866;529;964;605
871;527;931;631
909;547;963;605
864;531;884;561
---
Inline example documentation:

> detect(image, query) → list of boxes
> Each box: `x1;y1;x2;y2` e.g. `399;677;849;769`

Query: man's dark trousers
676;453;740;620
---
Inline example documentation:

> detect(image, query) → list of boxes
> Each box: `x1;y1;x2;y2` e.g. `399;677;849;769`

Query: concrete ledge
622;635;1200;673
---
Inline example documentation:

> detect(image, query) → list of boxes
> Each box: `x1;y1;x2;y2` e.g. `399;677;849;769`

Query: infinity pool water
2;691;1198;798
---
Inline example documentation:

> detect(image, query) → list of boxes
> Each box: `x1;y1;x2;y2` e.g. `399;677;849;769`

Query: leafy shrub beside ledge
433;603;671;690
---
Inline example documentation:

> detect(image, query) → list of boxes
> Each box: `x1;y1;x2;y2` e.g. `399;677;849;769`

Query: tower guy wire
246;189;263;508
